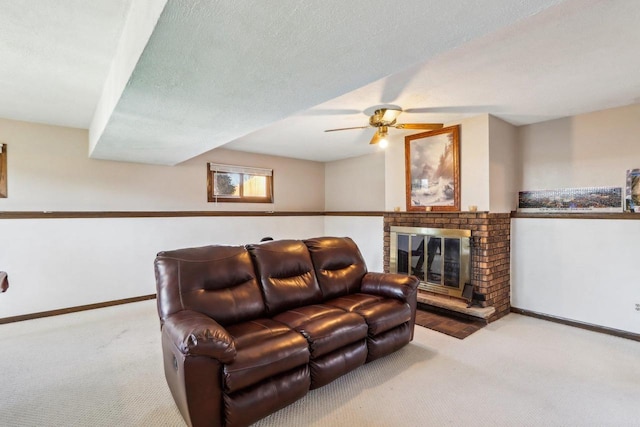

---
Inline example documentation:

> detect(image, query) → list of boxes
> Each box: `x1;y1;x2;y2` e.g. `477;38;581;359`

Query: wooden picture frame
0;144;6;198
405;125;460;211
626;168;640;212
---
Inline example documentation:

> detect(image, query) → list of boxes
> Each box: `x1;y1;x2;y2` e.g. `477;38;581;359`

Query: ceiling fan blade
369;132;383;145
324;126;370;132
302;108;362;116
404;106;496;114
394;123;444;130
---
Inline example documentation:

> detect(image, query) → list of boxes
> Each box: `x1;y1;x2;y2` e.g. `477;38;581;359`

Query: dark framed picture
0;143;6;198
404;125;460;211
626;168;640;212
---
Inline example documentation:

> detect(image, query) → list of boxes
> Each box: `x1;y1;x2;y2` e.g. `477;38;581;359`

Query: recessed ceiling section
89;0;565;165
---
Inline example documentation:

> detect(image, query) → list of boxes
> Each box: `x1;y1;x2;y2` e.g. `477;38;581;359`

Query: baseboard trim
0;294;157;325
510;307;640;342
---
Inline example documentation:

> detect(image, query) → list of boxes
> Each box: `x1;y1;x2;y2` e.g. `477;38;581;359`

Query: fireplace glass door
390;226;471;298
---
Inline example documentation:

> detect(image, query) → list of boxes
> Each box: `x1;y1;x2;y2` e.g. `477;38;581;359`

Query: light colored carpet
1;300;638;427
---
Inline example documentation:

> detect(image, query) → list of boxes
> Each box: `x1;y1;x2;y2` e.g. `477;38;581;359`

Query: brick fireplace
383;212;511;322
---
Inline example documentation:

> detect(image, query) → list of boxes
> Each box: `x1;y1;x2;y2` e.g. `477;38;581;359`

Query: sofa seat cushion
223;319;309;393
273;305;368;358
326;293;412;336
324;293;384;311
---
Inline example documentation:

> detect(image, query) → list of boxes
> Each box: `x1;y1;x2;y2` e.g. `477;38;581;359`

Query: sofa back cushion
247;240;323;315
304;237;368;300
155;245;265;326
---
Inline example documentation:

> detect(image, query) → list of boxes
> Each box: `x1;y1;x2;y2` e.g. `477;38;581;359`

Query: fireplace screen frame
390;226;471;298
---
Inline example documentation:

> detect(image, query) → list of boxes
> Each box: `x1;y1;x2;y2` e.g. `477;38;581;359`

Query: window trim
207;163;274;203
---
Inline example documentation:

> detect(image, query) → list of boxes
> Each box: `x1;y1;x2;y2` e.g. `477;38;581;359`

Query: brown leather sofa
154;237;419;427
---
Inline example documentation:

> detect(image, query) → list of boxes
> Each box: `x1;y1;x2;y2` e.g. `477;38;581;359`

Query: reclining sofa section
154;236;419;427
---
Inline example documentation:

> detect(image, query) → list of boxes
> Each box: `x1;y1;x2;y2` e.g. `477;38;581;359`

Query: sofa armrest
0;271;8;293
360;272;419;303
163;310;237;363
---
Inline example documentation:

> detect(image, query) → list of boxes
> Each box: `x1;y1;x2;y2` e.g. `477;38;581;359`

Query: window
207;163;273;203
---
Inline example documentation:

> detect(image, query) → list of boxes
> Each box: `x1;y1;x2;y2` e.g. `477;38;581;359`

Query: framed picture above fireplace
404;125;460;211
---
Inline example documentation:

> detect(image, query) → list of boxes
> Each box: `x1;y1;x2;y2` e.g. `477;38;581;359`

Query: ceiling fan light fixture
376;126;389;148
325;105;443;147
369;127;386;145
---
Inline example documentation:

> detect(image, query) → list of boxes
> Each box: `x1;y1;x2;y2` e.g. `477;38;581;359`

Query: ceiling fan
324;107;443;146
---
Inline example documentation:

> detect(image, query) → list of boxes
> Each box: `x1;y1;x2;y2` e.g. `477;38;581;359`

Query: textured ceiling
1;0;639;165
0;0;132;128
227;0;640;161
89;0;566;164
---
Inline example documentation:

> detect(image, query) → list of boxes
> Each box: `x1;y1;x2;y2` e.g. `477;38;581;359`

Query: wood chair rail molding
1;210;639;220
0;211;389;219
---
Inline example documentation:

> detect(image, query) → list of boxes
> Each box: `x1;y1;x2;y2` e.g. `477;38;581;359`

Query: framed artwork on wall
404;125;460;211
0;143;6;198
626;168;640;212
518;187;622;213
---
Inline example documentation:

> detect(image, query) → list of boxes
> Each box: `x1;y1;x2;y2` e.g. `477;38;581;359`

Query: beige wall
489;115;519;212
458;115;490;211
518;103;640;190
0;117;324;211
325;151;385;211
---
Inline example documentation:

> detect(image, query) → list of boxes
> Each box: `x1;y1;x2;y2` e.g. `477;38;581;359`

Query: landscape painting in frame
405;125;460;211
625;168;640;212
518;187;622;213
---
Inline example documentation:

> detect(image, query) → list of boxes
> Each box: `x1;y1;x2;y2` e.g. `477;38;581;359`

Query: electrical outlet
636;303;640;311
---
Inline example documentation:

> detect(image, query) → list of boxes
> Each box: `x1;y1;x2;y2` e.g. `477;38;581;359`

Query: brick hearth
383;212;511;322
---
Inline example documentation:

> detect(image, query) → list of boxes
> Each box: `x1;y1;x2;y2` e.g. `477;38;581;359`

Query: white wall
0;118;326;317
325;152;385;211
512;218;640;334
324;216;384;273
512;103;640;334
489;115;519;212
0;216;325;318
0;118;393;319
